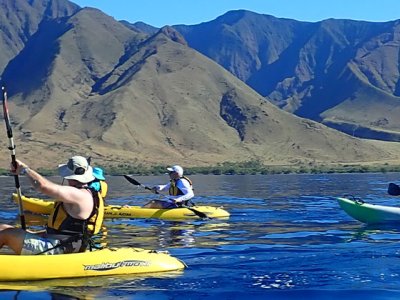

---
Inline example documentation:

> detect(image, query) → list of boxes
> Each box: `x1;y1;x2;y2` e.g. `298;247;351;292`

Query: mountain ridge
173;10;400;141
0;1;399;169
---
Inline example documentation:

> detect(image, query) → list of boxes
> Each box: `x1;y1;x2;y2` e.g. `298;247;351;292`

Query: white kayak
337;196;400;224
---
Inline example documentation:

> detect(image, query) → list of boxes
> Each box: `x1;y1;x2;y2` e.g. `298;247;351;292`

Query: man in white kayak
0;156;104;255
143;165;194;208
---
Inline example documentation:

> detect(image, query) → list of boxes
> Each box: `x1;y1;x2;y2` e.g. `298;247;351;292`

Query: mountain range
0;0;399;170
173;10;400;141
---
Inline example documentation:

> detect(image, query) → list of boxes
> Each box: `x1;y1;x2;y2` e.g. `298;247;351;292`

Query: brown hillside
0;0;78;73
1;21;399;169
174;11;400;141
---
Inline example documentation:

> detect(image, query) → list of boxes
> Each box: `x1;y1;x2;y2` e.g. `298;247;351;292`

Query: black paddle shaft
123;175;158;193
2;86;26;229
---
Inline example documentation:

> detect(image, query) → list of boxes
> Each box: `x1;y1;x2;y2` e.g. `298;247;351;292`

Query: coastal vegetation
104;161;400;176
1;160;399;176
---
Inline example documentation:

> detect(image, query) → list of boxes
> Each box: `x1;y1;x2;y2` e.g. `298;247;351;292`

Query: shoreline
1;161;399;176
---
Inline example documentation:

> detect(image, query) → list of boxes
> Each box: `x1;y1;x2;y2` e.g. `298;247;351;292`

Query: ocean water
1;173;400;299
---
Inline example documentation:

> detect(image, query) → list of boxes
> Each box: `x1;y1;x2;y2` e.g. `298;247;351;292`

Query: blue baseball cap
92;167;105;180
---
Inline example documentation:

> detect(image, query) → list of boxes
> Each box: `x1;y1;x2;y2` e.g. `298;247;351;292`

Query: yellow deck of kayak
12;194;230;220
0;247;185;281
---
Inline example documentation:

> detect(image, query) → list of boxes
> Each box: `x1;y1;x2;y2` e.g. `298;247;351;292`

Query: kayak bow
337;196;400;224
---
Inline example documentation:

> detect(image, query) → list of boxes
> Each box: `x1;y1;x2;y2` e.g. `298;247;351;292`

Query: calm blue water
1;173;400;299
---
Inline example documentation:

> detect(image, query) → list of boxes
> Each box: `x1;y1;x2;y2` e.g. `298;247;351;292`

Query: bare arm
13;160;91;205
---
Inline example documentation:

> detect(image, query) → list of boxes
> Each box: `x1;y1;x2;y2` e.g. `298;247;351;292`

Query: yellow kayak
0;247;185;281
12;194;230;220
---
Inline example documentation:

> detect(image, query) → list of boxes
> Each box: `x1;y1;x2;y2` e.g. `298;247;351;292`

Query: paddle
1;86;26;229
123;175;209;219
388;183;400;196
123;175;158;193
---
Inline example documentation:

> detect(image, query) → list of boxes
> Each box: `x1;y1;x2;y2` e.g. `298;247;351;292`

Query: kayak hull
337;197;400;224
0;247;185;281
12;194;230;220
104;204;230;220
0;271;183;295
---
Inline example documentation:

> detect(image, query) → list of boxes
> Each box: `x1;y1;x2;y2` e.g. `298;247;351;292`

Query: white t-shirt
156;178;194;203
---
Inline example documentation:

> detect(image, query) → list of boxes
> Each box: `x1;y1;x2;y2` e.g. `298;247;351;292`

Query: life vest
46;187;104;236
99;181;108;198
89;180;108;199
169;176;193;196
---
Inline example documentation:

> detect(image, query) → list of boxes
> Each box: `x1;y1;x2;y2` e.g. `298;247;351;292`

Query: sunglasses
67;160;87;175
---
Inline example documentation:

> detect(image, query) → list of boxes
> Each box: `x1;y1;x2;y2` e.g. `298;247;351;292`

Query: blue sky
72;0;400;27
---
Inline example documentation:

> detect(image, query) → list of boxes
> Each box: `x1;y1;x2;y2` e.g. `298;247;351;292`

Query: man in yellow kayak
0;156;104;255
143;165;194;208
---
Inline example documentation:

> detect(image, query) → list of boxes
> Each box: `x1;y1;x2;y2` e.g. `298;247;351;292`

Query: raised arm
12;160;92;205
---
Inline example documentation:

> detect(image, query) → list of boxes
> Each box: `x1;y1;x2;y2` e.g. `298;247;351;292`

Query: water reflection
0;290;81;300
0;271;184;299
106;220;231;249
344;224;400;243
